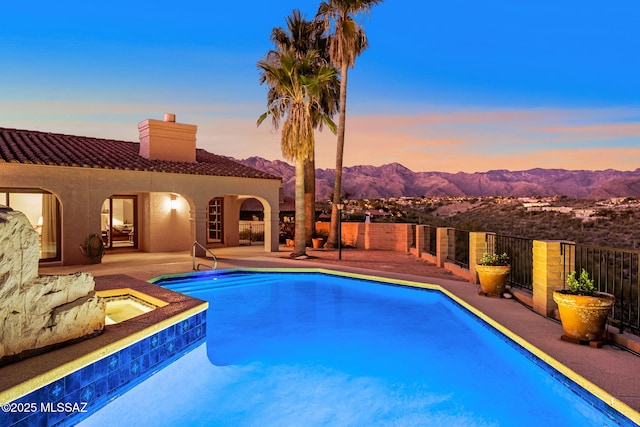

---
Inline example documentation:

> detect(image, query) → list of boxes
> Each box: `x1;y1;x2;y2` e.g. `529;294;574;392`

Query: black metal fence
411;224;416;249
487;234;534;291
422;225;437;256
561;243;640;335
239;222;264;246
447;228;469;268
417;224;639;337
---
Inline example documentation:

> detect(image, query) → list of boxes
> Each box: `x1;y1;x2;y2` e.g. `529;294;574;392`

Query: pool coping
2;264;639;426
0;274;208;406
154;267;640;426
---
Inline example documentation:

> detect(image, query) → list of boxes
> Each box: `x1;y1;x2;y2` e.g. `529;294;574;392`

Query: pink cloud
3;100;638;173
540;123;640;137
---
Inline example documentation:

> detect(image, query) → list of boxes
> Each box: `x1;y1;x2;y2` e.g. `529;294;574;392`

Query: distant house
522;202;551;210
574;209;596;219
0;114;282;265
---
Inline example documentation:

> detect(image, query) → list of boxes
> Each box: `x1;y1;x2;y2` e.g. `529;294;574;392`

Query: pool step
161;274;273;294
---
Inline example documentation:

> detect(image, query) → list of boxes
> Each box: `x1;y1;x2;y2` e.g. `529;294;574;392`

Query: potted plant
312;237;324;249
79;233;106;263
311;230;328;249
476;252;510;297
553;269;615;344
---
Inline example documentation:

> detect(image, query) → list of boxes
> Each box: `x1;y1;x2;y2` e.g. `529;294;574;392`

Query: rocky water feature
0;207;105;365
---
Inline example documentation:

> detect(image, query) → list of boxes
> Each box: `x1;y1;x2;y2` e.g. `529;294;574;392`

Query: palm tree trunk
294;153;307;257
326;60;349;248
304;157;316;246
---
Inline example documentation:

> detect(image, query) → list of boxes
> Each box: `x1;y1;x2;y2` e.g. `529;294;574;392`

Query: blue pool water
80;271;630;426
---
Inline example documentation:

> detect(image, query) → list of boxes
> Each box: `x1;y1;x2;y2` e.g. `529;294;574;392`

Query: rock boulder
0;207;105;364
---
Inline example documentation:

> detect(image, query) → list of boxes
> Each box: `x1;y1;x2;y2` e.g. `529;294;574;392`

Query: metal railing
561;242;640;335
411;224;416;249
447;228;469;268
239;222;264;246
192;241;218;271
422;225;437;256
487;234;534;291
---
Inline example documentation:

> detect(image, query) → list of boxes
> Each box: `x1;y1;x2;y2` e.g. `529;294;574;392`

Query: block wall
532;240;572;317
315;222;413;252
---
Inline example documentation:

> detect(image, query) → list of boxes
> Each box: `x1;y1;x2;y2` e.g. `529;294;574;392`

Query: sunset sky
1;1;638;173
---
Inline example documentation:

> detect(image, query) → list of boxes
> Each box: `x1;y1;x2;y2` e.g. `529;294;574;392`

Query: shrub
478;252;510;266
566;269;595;295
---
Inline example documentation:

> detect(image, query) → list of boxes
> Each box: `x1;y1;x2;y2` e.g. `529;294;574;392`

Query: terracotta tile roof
0;127;281;180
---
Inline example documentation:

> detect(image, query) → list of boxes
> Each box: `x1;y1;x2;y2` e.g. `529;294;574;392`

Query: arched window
0;189;61;261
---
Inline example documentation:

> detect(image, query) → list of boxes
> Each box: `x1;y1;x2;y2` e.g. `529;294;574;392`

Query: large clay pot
476;265;510;297
553;291;615;342
312;238;324;249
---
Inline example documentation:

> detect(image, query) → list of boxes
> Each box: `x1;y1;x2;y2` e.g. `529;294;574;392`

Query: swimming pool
79;270;637;426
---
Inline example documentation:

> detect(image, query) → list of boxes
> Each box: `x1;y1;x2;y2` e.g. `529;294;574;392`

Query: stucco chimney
138;114;197;162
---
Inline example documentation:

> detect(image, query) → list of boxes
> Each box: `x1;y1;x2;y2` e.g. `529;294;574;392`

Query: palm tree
257;44;338;257
270;10;338;246
317;0;383;248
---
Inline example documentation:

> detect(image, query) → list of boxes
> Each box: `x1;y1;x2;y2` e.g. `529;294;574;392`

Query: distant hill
235;156;640;199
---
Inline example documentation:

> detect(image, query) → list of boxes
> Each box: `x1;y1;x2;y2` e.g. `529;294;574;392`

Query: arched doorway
239;198;265;246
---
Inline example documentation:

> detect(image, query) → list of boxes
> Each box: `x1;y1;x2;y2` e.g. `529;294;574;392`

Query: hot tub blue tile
119;346;132;367
79;383;96;404
92;357;109;376
129;358;142;377
148;347;161;367
78;362;97;386
4;311;206;427
92;376;109;401
149;334;160;349
139;353;150;373
46;380;65;402
106;369;123;391
129;341;144;360
180;319;190;334
63;369;83;393
189;325;203;342
175;334;186;351
106;353;119;372
163;340;177;358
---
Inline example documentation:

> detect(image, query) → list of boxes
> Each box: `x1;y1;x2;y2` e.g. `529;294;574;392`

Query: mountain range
235;156;640;200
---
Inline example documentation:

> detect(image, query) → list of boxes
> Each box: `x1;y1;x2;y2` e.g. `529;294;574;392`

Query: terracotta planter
312;238;324;249
553;291;615;342
476;265;510;297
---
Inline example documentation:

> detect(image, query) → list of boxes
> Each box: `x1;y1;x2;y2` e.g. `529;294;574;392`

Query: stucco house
0;114;282;265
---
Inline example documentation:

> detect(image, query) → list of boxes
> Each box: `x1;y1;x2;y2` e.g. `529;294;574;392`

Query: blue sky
1;0;638;173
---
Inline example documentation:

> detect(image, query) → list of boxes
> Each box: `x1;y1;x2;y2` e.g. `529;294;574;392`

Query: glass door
101;196;137;248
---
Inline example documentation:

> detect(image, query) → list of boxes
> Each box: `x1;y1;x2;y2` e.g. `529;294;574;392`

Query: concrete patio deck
28;246;640;421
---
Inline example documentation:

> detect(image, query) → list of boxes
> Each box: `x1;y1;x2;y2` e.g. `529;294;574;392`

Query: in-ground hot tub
97;288;168;325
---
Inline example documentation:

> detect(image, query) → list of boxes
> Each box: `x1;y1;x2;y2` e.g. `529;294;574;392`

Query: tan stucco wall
144;193;192;252
0;164;280;265
315;222;413;252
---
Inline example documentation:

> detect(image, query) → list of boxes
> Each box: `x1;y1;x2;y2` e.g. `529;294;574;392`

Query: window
1;189;61;261
208;198;223;243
